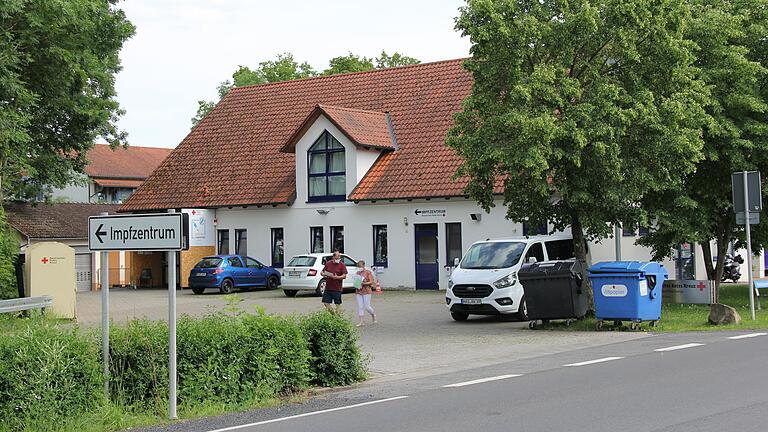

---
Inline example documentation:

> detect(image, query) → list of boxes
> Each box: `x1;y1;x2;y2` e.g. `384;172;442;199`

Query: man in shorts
321;250;347;315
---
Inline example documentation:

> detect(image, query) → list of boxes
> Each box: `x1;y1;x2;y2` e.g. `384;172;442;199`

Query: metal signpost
732;171;762;321
89;212;188;420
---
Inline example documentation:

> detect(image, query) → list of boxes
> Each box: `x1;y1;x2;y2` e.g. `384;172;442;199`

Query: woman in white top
354;260;376;327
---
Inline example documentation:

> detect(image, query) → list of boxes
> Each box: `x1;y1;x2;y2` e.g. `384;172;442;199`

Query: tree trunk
701;241;715;281
712;221;731;304
571;214;594;311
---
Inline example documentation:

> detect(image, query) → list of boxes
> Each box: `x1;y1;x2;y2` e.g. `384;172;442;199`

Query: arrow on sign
95;224;107;244
414;209;421;215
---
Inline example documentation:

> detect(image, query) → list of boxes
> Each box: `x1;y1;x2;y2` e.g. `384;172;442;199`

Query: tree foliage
0;0;135;202
448;0;709;303
192;51;420;126
638;0;768;287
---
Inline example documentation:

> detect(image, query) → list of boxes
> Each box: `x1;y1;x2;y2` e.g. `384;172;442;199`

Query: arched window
308;131;345;201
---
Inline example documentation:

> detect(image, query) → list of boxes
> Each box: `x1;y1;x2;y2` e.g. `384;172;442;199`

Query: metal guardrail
0;295;53;314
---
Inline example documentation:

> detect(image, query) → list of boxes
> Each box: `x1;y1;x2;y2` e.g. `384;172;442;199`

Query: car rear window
195;257;222;268
287;256;317;267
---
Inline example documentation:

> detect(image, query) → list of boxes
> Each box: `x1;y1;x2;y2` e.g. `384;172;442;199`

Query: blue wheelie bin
588;262;668;330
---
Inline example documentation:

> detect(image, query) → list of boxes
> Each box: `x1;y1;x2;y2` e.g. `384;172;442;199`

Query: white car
281;253;359;297
445;235;575;321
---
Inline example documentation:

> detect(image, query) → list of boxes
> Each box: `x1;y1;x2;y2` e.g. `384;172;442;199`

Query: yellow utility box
25;242;76;319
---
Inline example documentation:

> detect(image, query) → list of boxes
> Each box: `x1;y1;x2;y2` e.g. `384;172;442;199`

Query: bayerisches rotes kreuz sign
88;213;189;251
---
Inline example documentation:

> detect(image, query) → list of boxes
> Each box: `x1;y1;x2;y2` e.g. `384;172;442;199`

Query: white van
445;235;575;321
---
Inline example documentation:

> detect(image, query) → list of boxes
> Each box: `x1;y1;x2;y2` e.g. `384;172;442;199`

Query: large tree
638;0;768;291
192;51;420;126
447;0;708;305
0;0;135;202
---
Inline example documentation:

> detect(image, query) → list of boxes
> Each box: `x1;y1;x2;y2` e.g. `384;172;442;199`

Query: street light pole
743;172;756;321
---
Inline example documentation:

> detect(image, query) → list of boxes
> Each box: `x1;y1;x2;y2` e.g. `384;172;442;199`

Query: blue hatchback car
188;255;281;295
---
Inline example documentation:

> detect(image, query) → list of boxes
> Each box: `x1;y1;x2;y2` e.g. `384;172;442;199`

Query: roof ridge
230;57;467;93
92;143;174;151
317;104;386;115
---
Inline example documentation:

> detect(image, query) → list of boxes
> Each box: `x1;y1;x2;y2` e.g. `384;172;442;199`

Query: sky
114;0;471;149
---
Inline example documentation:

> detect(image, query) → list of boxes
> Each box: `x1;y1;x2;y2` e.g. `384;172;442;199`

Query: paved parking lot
77;288;646;381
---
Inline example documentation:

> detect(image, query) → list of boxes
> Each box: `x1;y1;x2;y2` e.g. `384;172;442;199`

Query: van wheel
315;279;326;296
517;296;529;321
191;287;205;295
451;311;469;322
283;289;298;297
219;279;234;294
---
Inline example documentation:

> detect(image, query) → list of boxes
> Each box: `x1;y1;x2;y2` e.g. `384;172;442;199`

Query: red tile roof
85;144;173;180
6;202;121;239
121;59;475;211
93;178;144;188
282;105;396;152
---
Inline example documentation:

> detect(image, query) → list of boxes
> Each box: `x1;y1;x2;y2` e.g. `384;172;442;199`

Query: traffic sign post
89;212;188;420
732;171;762;321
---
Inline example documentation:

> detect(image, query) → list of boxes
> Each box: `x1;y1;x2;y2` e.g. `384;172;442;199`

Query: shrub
0;210;19;300
0;324;103;431
109;312;310;411
300;312;367;386
109;319;168;413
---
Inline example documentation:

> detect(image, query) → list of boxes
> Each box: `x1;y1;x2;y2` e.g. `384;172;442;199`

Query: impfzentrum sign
88;213;189;251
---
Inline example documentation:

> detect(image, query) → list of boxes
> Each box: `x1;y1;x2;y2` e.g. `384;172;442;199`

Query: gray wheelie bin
518;260;588;329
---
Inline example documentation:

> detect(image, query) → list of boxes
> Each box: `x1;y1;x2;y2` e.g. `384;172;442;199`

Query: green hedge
301;312;368;386
0;325;103;431
0;311;365;431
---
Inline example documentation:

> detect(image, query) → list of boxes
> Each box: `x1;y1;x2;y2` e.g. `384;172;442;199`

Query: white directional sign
88;213;189;251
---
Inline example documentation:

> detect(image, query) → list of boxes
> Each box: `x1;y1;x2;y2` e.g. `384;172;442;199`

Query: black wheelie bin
517;260;588;329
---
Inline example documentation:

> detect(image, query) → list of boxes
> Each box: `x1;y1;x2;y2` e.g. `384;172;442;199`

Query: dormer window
308;131;346;202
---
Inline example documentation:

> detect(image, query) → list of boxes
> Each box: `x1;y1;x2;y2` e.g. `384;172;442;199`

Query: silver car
281;253;358;297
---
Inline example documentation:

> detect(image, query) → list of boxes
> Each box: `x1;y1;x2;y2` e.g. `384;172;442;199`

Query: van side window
525;243;545;263
545;239;575;260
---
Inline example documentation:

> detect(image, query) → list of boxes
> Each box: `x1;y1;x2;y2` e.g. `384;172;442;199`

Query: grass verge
537;284;768;332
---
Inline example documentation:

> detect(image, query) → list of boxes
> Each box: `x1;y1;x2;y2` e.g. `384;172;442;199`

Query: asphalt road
144;331;768;432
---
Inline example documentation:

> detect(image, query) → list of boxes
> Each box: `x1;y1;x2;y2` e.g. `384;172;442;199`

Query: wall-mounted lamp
316;209;330;215
470;213;482;222
403;216;409;226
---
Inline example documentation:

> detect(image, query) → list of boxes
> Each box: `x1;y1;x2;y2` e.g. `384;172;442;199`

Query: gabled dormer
281;105;397;206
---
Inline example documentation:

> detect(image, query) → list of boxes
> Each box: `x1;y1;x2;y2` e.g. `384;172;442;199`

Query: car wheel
267;276;279;290
191;287;205;295
219;278;234;294
283;289;298;297
315;279;326;296
451;311;469;322
517;296;529;321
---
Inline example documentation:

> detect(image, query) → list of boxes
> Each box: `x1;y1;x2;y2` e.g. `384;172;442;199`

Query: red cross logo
696;282;705;292
41;257;48;264
191;210;197;215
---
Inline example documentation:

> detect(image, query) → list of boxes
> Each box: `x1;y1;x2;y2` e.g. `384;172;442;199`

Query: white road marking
728;332;768;340
563;357;624;367
205;396;409;432
443;374;522;388
654;343;705;352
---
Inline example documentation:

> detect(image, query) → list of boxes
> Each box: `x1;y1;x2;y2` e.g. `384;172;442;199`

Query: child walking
354;260;376;326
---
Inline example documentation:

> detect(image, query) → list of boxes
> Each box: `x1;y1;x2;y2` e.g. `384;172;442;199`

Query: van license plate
462;299;482;305
288;271;300;277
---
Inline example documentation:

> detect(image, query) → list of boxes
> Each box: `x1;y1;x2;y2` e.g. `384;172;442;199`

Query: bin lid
588;261;665;275
519;260;583;279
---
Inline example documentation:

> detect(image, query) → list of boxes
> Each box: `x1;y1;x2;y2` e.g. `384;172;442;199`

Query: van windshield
460;242;526;269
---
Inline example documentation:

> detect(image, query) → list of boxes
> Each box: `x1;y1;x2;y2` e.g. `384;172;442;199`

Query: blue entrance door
415;224;439;290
